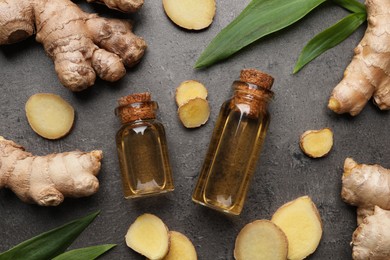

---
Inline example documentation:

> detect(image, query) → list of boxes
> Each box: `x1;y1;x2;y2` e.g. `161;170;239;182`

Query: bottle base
124;188;174;199
192;197;241;216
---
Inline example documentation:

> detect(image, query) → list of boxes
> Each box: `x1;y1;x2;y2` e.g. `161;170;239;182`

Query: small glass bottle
115;92;174;198
192;69;274;215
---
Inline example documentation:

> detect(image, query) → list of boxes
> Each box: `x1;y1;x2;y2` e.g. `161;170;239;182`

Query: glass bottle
192;69;274;215
115;92;174;198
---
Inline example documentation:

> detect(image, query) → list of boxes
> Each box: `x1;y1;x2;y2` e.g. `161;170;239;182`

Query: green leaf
0;211;100;260
194;0;326;69
293;12;366;73
52;244;116;260
332;0;366;13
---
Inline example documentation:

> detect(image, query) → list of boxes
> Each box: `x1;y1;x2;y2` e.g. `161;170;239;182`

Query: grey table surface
0;0;388;259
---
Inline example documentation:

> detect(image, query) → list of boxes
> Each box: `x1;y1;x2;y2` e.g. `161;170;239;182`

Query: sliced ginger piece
162;0;216;30
234;220;288;260
299;128;333;158
175;80;208;107
162;231;197;260
25;93;75;140
271;196;323;260
178;98;210;128
125;213;169;260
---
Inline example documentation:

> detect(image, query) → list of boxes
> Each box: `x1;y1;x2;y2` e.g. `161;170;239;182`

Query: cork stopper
240;69;274;90
116;92;157;124
118;92;151;106
231;69;274;119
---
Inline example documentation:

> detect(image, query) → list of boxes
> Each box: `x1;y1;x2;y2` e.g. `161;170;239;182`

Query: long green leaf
194;0;326;69
293;12;366;73
0;211;99;260
332;0;366;13
52;244;116;260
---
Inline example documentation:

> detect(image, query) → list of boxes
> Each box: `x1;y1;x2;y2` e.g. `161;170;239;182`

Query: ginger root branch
341;157;390;224
328;0;390;115
0;137;102;206
0;0;146;91
352;206;390;259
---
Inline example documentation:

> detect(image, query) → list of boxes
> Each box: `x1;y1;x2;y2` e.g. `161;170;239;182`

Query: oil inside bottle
192;69;274;215
192;101;269;214
116;121;174;198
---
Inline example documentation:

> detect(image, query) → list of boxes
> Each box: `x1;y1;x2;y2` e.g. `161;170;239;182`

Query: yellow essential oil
115;93;174;198
192;69;274;215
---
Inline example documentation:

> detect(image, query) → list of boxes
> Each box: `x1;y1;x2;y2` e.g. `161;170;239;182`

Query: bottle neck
116;101;157;124
231;81;273;118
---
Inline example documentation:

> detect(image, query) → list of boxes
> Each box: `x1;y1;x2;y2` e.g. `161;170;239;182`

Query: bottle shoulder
116;120;165;136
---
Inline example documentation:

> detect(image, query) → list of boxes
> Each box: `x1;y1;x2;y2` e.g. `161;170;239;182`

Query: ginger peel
0;137;102;206
328;0;390;115
0;0;146;91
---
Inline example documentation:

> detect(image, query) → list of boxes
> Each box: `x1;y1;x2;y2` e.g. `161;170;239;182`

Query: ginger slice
234;220;288;260
175;80;208;107
299;128;333;158
125;213;169;260
162;0;216;30
178;98;210;128
25;93;75;140
271;196;323;260
162;231;197;260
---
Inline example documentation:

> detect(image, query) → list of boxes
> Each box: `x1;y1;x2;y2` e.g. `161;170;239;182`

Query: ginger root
87;0;143;13
299;128;333;158
328;0;390;116
125;213;170;260
341;158;390;259
234;220;288;260
162;0;216;30
0;137;102;206
0;0;146;91
351;206;390;259
25;93;75;140
341;157;390;224
271;196;323;260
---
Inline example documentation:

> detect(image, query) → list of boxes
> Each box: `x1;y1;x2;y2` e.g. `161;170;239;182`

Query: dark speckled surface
0;0;388;259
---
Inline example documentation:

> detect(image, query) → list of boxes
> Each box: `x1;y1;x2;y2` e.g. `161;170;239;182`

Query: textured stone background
0;0;388;259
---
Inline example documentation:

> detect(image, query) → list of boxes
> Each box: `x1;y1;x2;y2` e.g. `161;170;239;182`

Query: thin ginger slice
234;220;288;260
162;231;197;260
125;214;169;260
175;80;208;107
271;196;323;260
25;93;75;140
299;128;333;158
162;0;216;30
178;98;210;128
